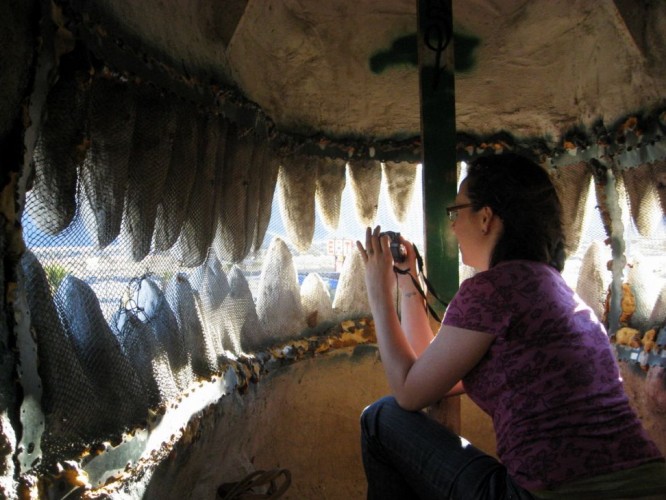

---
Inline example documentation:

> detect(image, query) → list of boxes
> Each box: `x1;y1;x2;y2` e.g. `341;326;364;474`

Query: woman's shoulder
466;260;555;283
459;260;563;300
494;259;555;272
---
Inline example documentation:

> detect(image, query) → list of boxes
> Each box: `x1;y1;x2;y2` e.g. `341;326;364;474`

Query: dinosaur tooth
154;106;199;252
165;273;217;378
315;157;347;231
56;275;148;422
622;163;662;237
332;249;371;317
123;89;177;261
347;159;381;227
575;240;611;322
277;156;317;252
551;161;591;254
171;115;226;267
301;272;334;328
80;76;136;249
256;237;305;340
382;161;418;223
213;123;255;263
29;66;89;235
251;142;280;252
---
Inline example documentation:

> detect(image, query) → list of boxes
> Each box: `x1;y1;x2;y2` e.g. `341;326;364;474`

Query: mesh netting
29;64;88;236
553;161;666;368
171;114;224;268
20;73;426;466
619;161;666;333
80;75;135;249
20;69;666;472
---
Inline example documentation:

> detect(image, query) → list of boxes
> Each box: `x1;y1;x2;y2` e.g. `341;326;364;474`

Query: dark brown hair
465;153;566;271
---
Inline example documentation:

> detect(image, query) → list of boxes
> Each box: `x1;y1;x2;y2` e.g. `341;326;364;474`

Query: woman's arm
445;381;465;398
396;241;468;394
374;313;491;410
395;260;435;356
358;226;492;411
399;276;468;399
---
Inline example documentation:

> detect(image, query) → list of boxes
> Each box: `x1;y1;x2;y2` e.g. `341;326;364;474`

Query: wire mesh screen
552;160;666;368
20;74;425;466
19;70;666;474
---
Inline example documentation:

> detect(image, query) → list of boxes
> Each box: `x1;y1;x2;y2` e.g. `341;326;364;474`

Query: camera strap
393;244;448;323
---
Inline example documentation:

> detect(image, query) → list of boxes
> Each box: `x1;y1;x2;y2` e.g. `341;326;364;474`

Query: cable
393;244;448;323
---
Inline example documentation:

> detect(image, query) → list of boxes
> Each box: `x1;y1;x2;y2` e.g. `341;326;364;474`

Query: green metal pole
417;0;459;313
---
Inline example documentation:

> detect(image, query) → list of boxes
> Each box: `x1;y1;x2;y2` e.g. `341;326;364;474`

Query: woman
357;153;665;499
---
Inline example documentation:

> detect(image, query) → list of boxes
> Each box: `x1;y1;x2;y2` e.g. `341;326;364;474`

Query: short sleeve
442;274;512;338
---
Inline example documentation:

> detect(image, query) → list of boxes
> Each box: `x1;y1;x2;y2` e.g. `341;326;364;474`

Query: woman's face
451;180;495;271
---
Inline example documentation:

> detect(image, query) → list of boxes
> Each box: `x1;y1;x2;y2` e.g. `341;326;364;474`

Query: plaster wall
136;349;666;499
142;345;391;499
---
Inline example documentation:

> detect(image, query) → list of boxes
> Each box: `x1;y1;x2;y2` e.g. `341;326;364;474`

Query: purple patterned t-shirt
443;260;663;491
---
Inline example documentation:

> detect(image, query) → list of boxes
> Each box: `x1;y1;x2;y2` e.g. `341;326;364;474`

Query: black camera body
380;231;406;263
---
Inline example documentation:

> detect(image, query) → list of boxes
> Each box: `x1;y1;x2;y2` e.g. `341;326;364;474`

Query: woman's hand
356;226;396;308
357;226;423;309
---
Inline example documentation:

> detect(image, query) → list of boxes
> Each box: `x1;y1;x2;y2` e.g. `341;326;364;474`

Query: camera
380;231;406;263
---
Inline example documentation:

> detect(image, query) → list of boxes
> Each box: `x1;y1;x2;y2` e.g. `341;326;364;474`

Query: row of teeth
19;233;376;443
27;72;417;264
574;240;666;331
28;70;666;263
25;70;666;340
20;216;666;454
19;70;666;461
26;72;666;338
550;160;666;251
551;161;666;334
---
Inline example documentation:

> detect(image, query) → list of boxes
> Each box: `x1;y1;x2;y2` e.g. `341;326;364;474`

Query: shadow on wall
141;346;390;500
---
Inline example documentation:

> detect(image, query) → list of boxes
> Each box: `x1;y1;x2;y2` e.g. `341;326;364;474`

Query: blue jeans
360;396;535;500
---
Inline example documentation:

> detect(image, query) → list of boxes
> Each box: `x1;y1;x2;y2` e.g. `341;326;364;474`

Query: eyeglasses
446;203;473;221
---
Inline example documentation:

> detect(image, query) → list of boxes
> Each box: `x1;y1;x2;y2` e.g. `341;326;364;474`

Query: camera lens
380;231;406;263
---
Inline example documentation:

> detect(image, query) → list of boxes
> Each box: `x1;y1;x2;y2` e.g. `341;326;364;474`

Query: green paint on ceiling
369;34;419;73
369;32;480;74
452;31;480;72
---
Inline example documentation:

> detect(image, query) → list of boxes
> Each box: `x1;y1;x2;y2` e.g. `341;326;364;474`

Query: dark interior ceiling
2;0;665;164
66;0;665;149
